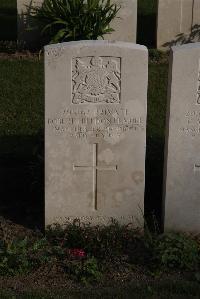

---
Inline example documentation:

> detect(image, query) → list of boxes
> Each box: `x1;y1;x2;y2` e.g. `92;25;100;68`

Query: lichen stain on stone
98;148;115;164
112;188;135;208
131;171;144;184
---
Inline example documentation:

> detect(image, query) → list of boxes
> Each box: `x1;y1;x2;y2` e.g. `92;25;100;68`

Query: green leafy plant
30;0;120;43
46;219;140;260
149;49;169;64
0;237;55;276
156;233;200;271
0;238;31;275
67;257;102;284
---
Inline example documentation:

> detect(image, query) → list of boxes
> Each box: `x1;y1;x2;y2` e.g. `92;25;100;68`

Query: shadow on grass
0;134;44;231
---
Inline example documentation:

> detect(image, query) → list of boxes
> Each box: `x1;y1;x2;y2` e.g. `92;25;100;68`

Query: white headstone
17;0;137;45
104;0;137;42
163;42;200;232
193;0;200;26
157;0;200;50
45;40;147;226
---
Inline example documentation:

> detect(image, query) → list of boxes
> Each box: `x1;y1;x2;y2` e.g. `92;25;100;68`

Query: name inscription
48;107;144;139
179;110;200;137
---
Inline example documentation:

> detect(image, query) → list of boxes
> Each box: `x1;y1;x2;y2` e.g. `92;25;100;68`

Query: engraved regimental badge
72;56;121;104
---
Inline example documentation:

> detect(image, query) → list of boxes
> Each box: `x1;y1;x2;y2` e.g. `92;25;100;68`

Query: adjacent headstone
163;43;200;232
17;0;137;46
193;0;200;26
104;0;137;42
17;0;43;47
157;0;200;50
45;40;147;226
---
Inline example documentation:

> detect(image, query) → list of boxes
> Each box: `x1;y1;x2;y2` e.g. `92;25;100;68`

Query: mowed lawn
0;59;43;137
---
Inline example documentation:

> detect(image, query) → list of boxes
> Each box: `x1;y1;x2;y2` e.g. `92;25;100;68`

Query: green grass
0;0;17;41
0;59;43;137
148;63;168;139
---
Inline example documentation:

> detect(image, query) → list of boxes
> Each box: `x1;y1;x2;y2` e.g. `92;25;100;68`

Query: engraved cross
73;143;117;210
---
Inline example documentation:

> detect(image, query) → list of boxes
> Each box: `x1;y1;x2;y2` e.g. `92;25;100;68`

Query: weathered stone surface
17;0;137;45
17;0;43;47
163;43;200;232
104;0;137;42
157;0;200;50
193;0;200;26
45;40;147;226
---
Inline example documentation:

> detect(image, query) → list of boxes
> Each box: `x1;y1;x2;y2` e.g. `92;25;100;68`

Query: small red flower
68;248;86;258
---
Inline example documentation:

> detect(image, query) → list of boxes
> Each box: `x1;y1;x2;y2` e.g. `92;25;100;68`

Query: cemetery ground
1;0;200;298
1;52;200;298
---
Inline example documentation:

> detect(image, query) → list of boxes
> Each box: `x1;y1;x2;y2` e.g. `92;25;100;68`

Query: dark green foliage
30;0;120;43
149;49;169;64
156;233;200;270
0;238;30;275
46;220;140;260
46;221;200;273
0;237;54;276
0;220;200;286
67;257;102;284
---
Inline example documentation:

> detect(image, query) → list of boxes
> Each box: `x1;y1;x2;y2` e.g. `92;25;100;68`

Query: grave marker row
45;40;200;231
157;0;200;49
17;0;137;47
